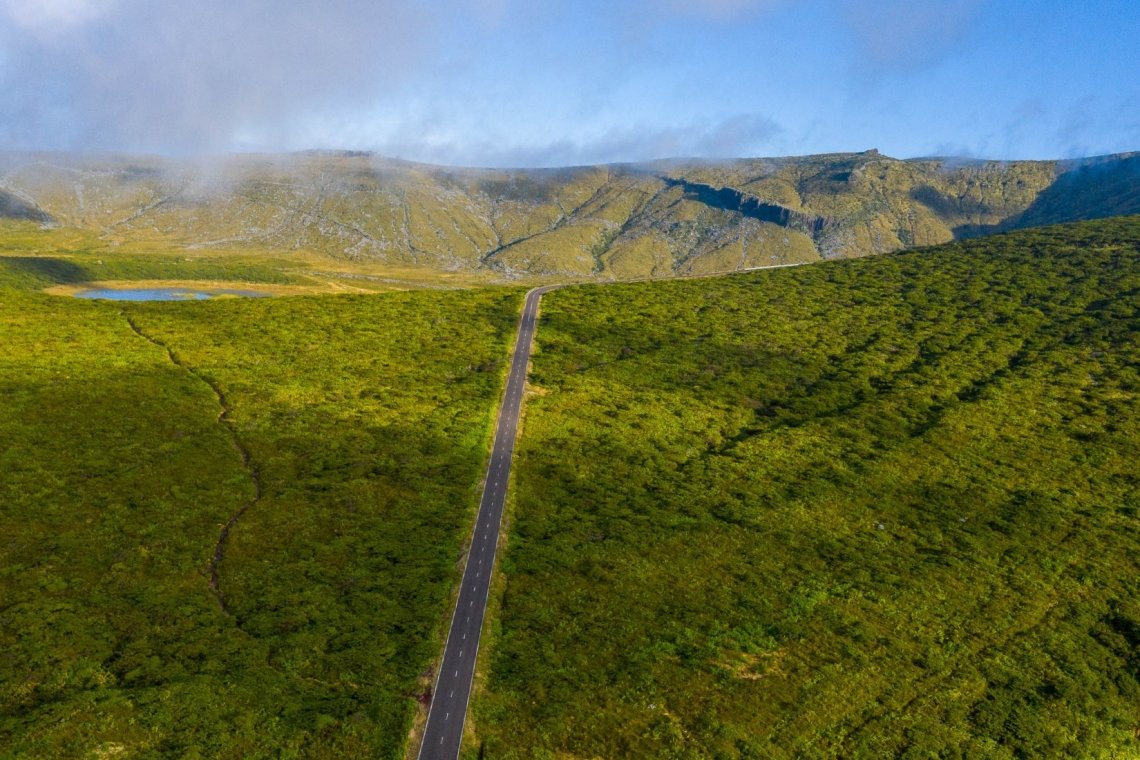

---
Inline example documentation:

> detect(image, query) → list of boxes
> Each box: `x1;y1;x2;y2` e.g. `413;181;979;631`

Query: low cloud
1054;97;1098;159
374;113;784;168
1;0;117;33
0;0;438;153
654;0;788;21
1;0;1131;165
0;0;788;162
836;0;983;68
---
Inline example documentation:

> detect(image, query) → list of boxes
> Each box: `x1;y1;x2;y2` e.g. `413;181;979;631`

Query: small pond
75;288;271;301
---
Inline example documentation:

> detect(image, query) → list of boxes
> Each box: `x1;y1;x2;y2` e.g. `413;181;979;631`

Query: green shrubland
475;217;1140;758
0;264;522;757
3;214;1139;758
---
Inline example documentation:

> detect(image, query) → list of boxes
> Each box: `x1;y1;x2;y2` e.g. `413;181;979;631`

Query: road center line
418;287;556;760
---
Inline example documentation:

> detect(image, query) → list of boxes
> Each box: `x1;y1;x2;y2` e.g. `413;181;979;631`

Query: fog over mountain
1;0;1137;165
3;148;1137;278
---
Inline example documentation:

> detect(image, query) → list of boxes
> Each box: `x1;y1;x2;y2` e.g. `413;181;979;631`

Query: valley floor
1;217;1138;758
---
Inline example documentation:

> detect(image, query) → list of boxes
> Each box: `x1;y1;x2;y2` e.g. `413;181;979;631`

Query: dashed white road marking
419;289;553;759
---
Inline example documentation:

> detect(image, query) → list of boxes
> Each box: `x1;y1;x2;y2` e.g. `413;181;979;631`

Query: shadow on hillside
661;177;828;236
0;190;53;223
0;256;91;284
907;185;1014;228
950;153;1140;239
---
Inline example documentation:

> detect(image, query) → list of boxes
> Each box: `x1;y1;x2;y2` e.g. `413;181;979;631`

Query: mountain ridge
2;149;1137;279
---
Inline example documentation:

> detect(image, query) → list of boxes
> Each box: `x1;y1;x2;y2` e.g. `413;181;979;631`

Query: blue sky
1;0;1137;166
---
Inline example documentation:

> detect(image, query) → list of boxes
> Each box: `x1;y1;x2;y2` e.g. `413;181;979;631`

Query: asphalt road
418;285;557;760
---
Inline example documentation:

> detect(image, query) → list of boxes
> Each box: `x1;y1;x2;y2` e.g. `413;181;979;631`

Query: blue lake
75;288;271;301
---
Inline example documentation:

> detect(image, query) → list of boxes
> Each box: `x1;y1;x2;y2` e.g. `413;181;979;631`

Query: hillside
1;149;1137;279
475;217;1140;757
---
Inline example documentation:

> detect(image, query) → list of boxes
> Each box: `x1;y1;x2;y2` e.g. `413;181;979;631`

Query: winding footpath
418;286;556;760
123;313;263;612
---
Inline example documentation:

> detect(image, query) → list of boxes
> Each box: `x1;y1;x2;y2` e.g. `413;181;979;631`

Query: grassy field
473;218;1140;757
0;220;506;295
0;254;523;757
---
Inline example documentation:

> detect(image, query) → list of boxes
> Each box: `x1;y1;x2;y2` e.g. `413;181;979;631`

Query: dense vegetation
0;257;522;757
475;218;1140;757
4;214;1139;757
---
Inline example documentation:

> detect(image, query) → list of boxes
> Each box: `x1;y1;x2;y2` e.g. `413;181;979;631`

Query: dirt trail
123;313;262;613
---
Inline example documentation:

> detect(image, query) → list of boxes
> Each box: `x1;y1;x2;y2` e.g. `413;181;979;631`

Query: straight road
418;285;558;760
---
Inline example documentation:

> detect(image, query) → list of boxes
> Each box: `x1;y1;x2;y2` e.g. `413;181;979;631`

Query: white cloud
836;0;983;67
468;0;509;26
1;0;116;33
0;0;442;152
355;112;784;167
655;0;788;21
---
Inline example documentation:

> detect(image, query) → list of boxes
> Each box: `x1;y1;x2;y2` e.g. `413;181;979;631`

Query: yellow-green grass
12;149;1130;278
0;220;507;296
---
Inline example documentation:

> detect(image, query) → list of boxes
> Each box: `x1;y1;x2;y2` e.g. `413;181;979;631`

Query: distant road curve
417;285;557;760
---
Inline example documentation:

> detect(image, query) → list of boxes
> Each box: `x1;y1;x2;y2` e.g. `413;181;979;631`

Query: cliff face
0;149;1135;278
661;178;827;236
